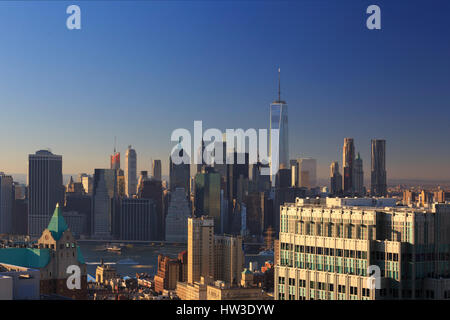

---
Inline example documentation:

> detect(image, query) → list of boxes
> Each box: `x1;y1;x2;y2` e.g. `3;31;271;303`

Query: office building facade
371;139;387;197
120;198;156;241
125;145;137;197
28;150;64;237
165;188;191;243
275;198;450;300
342;138;355;195
330;161;342;196
91;169;117;238
152;159;162;181
0;173;13;234
353;153;364;196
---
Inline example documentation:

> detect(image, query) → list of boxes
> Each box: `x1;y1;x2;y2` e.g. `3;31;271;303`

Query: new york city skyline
1;0;450;305
1;0;449;181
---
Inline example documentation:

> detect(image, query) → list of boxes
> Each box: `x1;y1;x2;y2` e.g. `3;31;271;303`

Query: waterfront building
120;198;156;241
64;194;91;237
138;179;164;240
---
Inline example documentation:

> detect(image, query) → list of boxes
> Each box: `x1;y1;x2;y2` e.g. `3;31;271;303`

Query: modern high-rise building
152;159;162;181
294;158;317;188
137;170;149;195
165;188;191;243
371;139;387;197
81;175;93;195
330;161;342;196
91;169;117;238
28;150;64;237
125;145;137;197
227;152;249;201
194;168;221;233
169;144;191;195
353;153;364;196
186;216;244;286
214;235;244;285
269;68;289;181
154;254;182;293
138;178;164;240
275;198;450;300
187;216;215;284
110;151;120;170
120;198;156;240
243;192;266;238
0;173;13;234
342;138;355;195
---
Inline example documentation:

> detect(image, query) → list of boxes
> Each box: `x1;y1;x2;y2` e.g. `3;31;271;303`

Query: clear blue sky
0;0;449;181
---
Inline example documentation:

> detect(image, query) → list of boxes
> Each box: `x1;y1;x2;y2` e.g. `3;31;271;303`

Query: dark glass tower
342;138;355;195
28;150;64;236
371;139;387;196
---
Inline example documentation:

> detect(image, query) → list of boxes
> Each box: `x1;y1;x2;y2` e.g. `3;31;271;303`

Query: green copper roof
0;248;50;269
242;268;253;275
47;204;68;241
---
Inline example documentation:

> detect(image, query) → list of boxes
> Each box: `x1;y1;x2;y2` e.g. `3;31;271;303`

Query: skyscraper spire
278;67;281;102
114;136;117;153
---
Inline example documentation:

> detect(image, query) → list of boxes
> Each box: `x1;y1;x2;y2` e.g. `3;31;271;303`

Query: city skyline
0;1;449;181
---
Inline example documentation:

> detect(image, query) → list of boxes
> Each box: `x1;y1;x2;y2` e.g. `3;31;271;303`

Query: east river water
78;242;273;279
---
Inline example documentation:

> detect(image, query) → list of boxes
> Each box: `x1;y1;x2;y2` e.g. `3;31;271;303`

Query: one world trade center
269;68;289;183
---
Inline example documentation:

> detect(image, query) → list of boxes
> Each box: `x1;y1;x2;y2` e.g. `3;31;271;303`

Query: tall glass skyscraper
371;139;387;196
269;68;289;182
125;145;137;197
169;144;191;195
28;150;64;236
342;138;355;194
91;168;118;238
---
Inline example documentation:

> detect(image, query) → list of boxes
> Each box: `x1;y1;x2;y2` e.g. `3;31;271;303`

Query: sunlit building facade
275;198;450;300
